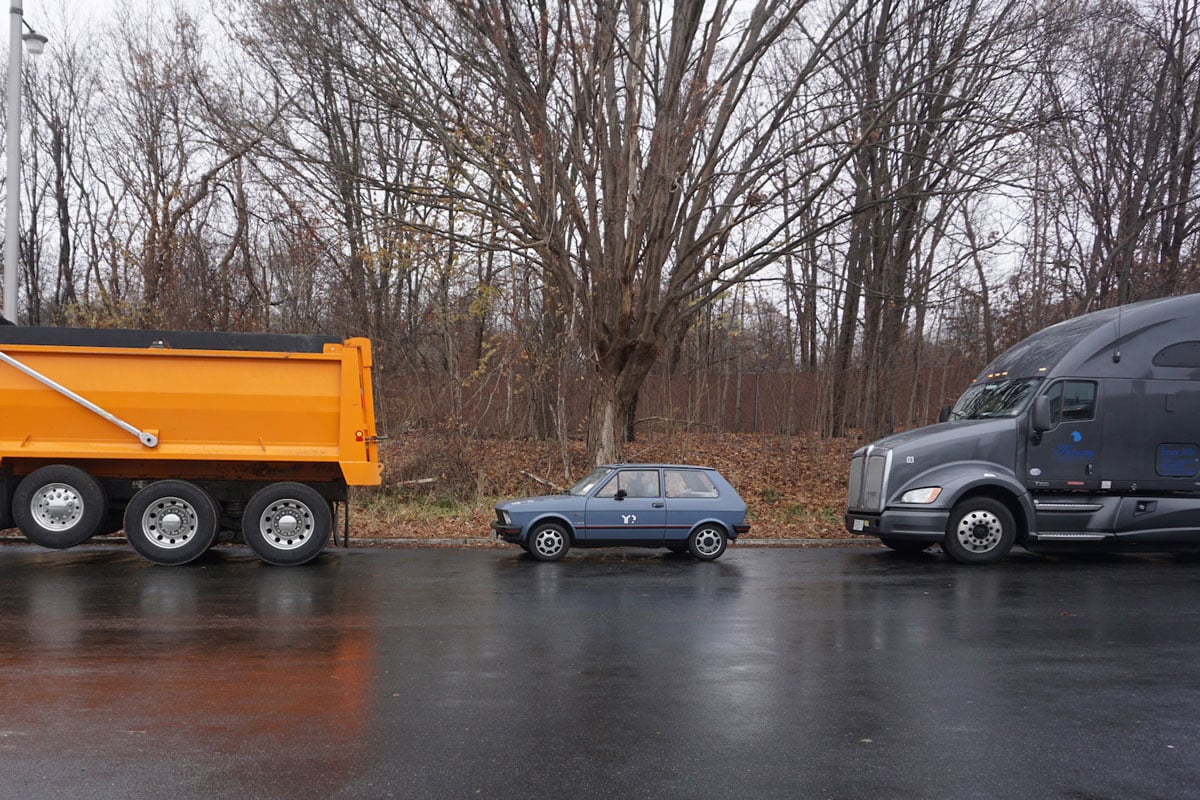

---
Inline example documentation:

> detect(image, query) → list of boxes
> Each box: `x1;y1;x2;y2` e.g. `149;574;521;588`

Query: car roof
598;464;716;471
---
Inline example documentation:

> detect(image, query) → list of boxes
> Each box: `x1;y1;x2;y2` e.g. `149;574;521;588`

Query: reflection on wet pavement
2;545;1199;799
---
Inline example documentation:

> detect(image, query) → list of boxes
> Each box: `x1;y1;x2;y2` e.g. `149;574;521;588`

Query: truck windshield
950;377;1043;420
568;467;613;496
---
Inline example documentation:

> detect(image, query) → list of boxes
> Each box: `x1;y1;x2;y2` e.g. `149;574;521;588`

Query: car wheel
242;482;332;566
880;537;932;554
124;480;219;566
942;498;1016;565
12;465;108;549
688;524;727;561
527;523;570;562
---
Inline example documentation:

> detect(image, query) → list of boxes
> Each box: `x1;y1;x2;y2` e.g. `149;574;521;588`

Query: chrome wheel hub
258;500;313;551
31;483;84;531
141;497;199;550
955;509;1003;553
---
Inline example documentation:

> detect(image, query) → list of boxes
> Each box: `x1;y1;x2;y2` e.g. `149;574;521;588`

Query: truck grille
847;447;890;513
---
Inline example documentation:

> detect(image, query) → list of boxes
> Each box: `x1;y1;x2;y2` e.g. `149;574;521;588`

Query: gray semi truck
845;292;1200;563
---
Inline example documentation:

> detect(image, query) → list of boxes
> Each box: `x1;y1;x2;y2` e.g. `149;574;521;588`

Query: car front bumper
490;521;524;544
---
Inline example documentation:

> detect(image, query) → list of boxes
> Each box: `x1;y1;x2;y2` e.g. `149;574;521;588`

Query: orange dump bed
0;329;382;486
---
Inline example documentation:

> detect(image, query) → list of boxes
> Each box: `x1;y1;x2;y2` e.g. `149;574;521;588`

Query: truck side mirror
938;404;951;423
1031;395;1051;433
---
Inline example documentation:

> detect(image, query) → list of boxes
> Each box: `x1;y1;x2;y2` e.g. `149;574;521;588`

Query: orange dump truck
0;327;383;566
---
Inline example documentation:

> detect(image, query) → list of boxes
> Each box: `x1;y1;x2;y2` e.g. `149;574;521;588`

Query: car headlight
499;510;512;525
900;487;942;504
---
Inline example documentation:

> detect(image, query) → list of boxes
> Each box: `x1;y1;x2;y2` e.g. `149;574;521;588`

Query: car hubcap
533;529;564;558
693;528;723;557
258;500;314;551
31;483;84;531
955;509;1003;553
141;497;199;550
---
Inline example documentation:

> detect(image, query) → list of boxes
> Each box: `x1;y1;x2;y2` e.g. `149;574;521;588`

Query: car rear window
664;470;719;498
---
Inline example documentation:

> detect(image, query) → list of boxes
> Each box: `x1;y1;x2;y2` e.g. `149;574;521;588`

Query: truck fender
893;460;1035;532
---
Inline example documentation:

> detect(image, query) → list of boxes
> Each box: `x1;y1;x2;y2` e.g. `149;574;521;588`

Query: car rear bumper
732;524;750;539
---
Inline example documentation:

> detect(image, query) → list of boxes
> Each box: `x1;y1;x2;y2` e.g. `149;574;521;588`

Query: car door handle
652;502;664;508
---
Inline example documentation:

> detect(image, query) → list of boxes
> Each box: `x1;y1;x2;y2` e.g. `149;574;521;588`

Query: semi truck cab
846;293;1200;563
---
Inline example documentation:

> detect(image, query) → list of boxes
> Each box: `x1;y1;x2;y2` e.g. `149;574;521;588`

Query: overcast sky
18;0;208;58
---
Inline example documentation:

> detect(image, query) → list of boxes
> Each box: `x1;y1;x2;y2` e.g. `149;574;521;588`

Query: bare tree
820;0;1037;438
275;0;886;464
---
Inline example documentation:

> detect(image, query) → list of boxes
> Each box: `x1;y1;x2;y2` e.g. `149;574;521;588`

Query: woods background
6;0;1200;474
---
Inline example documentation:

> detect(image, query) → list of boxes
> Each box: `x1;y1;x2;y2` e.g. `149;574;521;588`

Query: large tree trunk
586;342;657;465
587;380;629;467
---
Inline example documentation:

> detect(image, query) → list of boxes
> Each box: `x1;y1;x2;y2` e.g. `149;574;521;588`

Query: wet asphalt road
2;544;1199;800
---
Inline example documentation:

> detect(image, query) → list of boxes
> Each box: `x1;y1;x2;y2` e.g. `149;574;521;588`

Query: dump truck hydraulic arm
0;349;159;448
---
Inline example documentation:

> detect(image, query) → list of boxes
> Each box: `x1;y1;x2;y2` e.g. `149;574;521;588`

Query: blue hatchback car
491;464;750;561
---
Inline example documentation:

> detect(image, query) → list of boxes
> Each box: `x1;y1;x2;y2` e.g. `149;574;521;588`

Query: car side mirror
614;489;627;501
938;404;951;423
1031;395;1051;434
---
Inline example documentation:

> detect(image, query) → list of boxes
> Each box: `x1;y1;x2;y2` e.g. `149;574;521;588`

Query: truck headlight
900;487;942;504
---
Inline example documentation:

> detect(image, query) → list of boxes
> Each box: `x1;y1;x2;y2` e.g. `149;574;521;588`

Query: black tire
12;465;108;549
242;482;332;566
880;537;933;554
687;524;728;561
942;497;1016;565
527;522;571;562
123;481;220;566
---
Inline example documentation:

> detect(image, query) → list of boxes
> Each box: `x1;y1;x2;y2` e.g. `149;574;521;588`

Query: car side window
664;470;719;498
1046;380;1097;426
596;470;660;498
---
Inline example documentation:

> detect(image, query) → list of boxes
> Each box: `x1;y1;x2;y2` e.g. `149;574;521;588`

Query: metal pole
3;0;22;323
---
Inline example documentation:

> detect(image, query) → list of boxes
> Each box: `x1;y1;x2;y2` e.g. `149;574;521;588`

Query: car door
583;468;667;543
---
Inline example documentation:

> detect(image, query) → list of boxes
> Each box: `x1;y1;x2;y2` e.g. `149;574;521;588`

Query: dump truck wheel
13;465;108;549
124;481;219;566
242;483;332;566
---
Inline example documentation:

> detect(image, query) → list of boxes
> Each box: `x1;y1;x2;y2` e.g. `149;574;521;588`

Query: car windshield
950;377;1043;420
568;467;613;496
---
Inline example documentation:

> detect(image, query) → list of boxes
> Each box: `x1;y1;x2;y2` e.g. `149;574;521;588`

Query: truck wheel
943;498;1016;564
688;524;728;561
13;465;108;549
242;483;332;566
124;481;219;566
527;522;570;561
